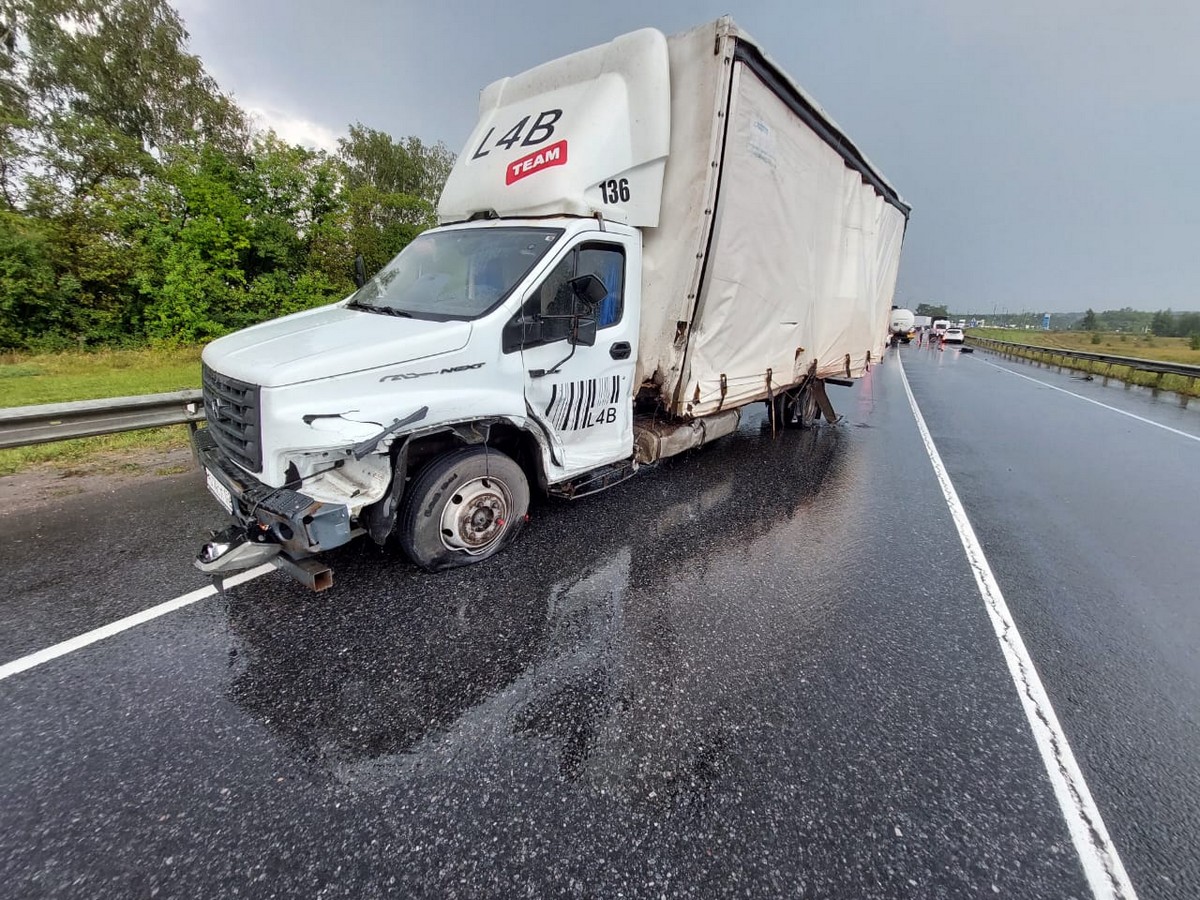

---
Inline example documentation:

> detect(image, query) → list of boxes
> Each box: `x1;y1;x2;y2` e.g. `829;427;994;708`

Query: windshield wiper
347;300;413;318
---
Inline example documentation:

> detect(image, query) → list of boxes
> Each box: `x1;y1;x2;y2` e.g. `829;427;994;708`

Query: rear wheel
398;446;530;571
771;388;821;429
769;393;798;429
796;387;821;428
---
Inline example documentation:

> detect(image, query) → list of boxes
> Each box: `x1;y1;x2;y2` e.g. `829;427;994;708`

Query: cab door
507;233;639;477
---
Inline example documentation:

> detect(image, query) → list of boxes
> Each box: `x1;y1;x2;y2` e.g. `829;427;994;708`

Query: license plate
205;467;234;515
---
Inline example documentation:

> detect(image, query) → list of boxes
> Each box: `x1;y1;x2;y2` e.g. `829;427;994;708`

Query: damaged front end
192;428;355;591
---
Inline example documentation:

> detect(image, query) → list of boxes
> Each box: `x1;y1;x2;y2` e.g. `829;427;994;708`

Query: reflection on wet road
226;424;860;806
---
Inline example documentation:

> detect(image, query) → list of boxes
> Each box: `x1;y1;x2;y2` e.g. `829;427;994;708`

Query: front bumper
192;427;355;562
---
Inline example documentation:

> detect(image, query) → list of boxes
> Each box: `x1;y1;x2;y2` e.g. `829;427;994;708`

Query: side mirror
569;273;608;309
353;254;367;289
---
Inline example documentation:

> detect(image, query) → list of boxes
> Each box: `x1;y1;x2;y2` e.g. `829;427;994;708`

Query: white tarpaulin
638;19;908;417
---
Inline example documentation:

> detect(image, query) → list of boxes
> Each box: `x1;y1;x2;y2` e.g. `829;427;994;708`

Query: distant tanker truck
889;307;916;345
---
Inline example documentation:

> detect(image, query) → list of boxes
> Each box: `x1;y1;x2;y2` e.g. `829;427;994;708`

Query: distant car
944;327;965;344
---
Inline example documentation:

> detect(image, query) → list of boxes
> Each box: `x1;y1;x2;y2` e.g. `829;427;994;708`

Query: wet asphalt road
1;343;1198;899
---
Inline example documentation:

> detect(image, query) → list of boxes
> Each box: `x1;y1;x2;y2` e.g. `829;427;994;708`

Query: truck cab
197;214;651;580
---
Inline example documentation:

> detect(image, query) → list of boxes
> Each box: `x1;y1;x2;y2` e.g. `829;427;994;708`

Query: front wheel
398;446;530;571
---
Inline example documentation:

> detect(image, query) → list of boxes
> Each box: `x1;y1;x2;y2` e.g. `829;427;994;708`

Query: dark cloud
175;0;1200;312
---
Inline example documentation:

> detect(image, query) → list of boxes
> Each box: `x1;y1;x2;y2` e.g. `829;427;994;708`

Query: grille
201;364;262;473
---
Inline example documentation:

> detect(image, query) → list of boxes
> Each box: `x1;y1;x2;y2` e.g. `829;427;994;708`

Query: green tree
0;1;459;347
1177;311;1200;339
0;0;250;345
15;0;245;160
0;9;29;209
915;303;949;319
133;145;253;341
1150;309;1174;336
239;133;355;316
338;124;453;274
132;135;359;342
339;124;452;207
1080;308;1097;330
1096;307;1151;334
0;209;71;347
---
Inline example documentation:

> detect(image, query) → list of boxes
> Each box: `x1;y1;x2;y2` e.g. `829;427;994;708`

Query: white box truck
193;18;910;588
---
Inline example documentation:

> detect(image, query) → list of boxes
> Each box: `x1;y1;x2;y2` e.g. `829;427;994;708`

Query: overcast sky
172;0;1200;314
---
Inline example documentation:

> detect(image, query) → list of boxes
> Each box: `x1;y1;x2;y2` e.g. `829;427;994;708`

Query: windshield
348;227;563;321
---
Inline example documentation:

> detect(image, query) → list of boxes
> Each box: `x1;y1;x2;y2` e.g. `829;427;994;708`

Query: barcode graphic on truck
545;376;621;431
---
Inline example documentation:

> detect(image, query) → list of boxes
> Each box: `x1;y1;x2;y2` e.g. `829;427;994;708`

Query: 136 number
599;178;631;204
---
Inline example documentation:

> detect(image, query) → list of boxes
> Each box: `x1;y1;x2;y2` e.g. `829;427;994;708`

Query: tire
769;393;797;429
797;387;821;429
397;446;530;571
771;389;821;429
769;394;788;428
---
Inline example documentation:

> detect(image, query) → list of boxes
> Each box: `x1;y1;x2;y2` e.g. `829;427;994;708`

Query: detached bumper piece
193;428;350;590
196;525;281;574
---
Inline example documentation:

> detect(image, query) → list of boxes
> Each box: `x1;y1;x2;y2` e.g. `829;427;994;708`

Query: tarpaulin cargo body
640;19;909;417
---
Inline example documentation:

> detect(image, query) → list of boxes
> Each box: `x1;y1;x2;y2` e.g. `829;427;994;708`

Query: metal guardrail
968;337;1200;400
968;337;1200;378
0;390;205;449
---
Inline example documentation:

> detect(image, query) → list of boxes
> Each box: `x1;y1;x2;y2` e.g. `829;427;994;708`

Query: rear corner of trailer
651;19;910;411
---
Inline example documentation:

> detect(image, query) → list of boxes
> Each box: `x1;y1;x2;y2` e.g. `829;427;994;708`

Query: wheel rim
800;391;819;426
439;476;513;555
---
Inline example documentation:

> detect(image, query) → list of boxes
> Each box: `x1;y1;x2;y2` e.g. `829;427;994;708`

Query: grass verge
0;346;203;477
0;426;194;477
0;346;203;407
969;328;1200;366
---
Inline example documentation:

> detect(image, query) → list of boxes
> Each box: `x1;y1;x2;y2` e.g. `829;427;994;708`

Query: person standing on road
916;328;924;347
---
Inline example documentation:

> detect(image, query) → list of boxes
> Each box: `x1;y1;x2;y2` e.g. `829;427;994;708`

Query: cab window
506;243;624;352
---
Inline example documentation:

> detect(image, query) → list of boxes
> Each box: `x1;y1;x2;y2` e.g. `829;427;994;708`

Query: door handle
609;341;631;360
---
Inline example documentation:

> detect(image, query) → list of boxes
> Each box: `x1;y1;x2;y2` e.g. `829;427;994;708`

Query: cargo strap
766;368;776;437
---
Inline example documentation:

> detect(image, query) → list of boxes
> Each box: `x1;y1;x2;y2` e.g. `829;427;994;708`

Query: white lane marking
0;564;276;682
982;357;1200;444
898;356;1139;900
